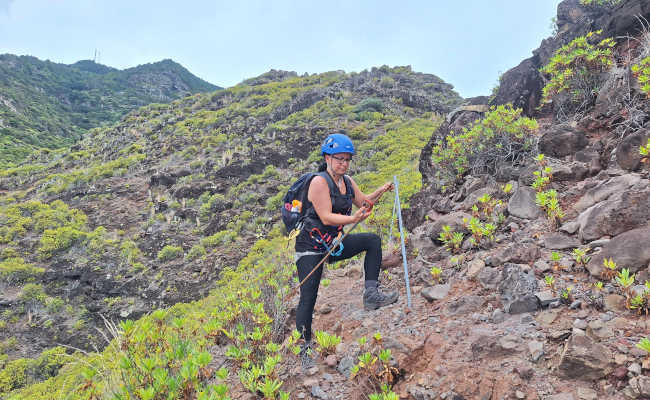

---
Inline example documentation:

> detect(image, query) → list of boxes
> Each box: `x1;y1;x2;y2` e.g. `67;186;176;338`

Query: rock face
479;264;539;314
576;189;650;241
573;174;641;213
491;0;650;117
428;212;472;245
616;130;649;171
586;225;650;276
508;186;543;219
421;284;451;302
538;125;588;158
544;233;581;250
556;332;614;380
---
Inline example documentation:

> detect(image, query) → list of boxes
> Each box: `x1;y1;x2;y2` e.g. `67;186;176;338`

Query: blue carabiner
328;239;344;257
310;228;344;256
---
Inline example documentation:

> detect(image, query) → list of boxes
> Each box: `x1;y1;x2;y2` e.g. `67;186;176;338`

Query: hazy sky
0;1;562;98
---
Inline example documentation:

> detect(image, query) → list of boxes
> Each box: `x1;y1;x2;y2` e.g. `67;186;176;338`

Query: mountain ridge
0;54;221;165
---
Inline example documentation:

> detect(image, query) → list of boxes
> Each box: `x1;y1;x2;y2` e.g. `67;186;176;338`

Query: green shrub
157;245;183;262
579;0;622;6
0;258;44;283
631;57;650;96
0;247;19;260
0;358;28;394
38;226;87;259
540;30;615;111
186;244;207;261
354;98;384;113
201;230;237;248
313;330;342;356
265;189;285;212
0;346;67;395
20;284;46;303
431;104;539;182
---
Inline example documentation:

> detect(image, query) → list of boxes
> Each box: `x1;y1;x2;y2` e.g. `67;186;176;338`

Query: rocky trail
272;172;650;399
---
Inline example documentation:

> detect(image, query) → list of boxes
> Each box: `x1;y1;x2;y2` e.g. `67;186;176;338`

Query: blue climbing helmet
321;133;355;155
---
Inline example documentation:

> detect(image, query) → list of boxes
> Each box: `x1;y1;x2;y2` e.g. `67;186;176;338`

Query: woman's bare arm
309;176;368;226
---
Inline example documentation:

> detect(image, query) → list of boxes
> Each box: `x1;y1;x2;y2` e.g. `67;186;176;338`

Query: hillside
0;55;220;165
3;0;650;398
0;65;462;397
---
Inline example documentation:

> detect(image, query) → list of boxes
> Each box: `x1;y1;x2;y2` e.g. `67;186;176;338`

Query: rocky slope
0;55;220;165
3;0;650;399
0;65;462;396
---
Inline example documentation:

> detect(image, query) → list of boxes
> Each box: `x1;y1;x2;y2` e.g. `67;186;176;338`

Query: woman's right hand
352;206;370;223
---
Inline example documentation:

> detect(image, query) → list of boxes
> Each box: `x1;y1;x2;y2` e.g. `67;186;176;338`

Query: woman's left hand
381;182;394;194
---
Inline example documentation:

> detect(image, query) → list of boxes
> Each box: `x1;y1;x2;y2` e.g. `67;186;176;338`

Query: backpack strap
317;171;338;197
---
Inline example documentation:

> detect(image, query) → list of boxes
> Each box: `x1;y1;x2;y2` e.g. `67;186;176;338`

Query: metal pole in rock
393;176;412;308
389;196;396;247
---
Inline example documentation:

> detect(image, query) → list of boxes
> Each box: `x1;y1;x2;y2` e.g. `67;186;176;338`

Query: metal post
393;176;412;308
389;195;397;246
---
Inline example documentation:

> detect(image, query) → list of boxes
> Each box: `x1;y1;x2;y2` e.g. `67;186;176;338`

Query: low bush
354;98;384;114
0;258;44;284
631;57;650;96
157;245;183;262
540;30;615;114
431;104;538;183
186;244;207;261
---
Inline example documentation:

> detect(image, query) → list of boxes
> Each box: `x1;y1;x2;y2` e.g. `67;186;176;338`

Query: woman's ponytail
318;161;327;172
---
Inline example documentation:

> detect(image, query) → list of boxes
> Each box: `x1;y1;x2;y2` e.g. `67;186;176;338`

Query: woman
295;132;398;367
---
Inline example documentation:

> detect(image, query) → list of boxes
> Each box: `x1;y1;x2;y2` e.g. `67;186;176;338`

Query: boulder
576;189;650;241
543;233;581;250
595;66;628;118
421;284;451;302
428;211;472;245
586;225;650;276
490;57;543;116
508;186;543;219
616;130;649;171
446;295;485;316
467;258;485;279
573;174;641;212
538;125;588;158
479;264;539;314
410;222;438;254
493;243;541;265
556;333;614;381
460;186;499;210
452;175;493;202
498;263;539;314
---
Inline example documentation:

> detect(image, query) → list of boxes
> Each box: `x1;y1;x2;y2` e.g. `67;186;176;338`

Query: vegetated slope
0;65;462;396
0;54;220;165
6;1;650;399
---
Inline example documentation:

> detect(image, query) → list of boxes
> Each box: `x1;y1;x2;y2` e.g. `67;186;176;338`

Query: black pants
295;232;381;342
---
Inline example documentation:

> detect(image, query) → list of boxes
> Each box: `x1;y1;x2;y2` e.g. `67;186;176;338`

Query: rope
286;218;362;300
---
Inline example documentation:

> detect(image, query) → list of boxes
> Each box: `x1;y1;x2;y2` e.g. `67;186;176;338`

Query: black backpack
281;171;340;235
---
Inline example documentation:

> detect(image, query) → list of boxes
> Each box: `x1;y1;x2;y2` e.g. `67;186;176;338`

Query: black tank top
295;172;354;253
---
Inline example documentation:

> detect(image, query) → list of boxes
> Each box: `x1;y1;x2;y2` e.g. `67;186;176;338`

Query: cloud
0;0;15;15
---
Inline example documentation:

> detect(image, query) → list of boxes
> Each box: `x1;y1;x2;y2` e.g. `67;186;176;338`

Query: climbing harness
287;200;373;299
309;227;344;256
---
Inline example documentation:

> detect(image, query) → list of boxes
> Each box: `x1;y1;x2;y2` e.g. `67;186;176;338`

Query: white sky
0;0;562;97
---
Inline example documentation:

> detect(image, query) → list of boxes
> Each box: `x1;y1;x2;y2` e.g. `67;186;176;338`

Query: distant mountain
0;55;221;165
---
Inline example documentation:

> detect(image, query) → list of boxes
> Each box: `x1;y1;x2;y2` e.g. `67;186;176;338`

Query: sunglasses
331;155;352;163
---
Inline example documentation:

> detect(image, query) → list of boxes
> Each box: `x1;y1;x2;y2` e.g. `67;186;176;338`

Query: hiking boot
299;341;316;370
363;280;398;311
